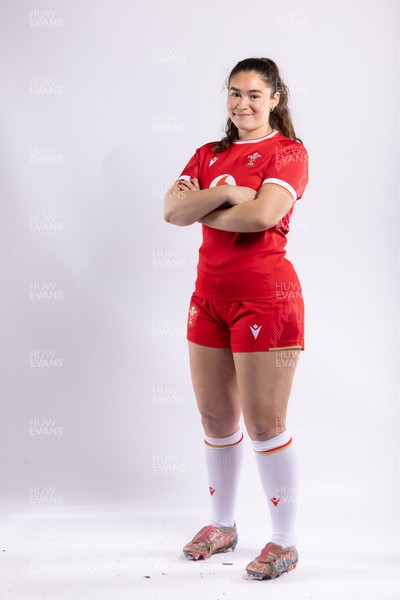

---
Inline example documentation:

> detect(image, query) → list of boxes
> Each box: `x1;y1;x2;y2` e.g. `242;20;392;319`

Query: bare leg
233;349;301;549
187;341;243;528
188;341;241;437
232;349;300;440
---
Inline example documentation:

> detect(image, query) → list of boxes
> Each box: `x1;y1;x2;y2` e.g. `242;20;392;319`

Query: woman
163;57;309;581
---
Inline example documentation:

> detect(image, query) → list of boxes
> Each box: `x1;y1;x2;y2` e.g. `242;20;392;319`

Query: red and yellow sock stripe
253;437;292;454
204;432;244;449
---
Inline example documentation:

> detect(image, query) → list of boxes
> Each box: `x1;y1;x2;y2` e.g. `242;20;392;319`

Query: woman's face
227;70;279;138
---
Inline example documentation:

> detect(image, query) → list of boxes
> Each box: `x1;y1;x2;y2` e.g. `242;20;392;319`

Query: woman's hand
227;185;257;205
177;177;201;191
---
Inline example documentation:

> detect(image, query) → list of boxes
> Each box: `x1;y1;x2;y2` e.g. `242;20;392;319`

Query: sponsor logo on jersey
249;324;262;339
209;156;219;167
244;151;262;167
270;497;280;506
209;174;236;187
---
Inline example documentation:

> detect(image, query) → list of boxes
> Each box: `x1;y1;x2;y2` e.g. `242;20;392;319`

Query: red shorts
186;291;304;352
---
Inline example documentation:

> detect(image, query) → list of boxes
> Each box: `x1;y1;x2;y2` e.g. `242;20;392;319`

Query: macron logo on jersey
209;156;219;167
250;324;262;339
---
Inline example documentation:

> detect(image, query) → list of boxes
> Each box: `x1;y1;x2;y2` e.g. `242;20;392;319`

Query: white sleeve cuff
262;177;297;202
178;174;192;181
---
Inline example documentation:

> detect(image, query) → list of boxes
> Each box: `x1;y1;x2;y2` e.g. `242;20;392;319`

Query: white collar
233;129;279;144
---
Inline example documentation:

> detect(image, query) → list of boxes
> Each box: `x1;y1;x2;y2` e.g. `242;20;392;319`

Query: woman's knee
245;418;285;441
201;414;240;438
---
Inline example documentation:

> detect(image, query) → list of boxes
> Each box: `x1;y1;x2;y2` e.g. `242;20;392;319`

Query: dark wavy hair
212;57;303;153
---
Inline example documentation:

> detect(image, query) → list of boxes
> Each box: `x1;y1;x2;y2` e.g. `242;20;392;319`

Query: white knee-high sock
251;430;299;548
203;428;244;528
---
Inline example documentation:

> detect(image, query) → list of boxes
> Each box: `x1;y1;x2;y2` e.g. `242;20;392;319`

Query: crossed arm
198;185;294;232
163;178;294;232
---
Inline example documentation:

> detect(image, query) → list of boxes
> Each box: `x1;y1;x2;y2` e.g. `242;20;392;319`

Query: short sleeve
262;142;309;203
177;147;200;181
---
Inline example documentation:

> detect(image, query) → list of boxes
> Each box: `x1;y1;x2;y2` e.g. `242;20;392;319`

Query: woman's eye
230;93;259;99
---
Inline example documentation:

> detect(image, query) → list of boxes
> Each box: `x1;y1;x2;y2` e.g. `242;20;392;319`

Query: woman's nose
236;99;247;109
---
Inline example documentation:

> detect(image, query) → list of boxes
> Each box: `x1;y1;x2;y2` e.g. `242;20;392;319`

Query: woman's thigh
232;349;301;441
188;341;241;438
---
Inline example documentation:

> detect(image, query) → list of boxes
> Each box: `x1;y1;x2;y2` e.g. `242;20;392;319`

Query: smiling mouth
235;114;252;117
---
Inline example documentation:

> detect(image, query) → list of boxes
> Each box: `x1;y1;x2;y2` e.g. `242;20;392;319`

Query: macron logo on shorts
249;324;262;339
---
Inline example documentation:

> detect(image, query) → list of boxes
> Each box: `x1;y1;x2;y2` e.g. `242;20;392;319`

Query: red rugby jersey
178;129;309;299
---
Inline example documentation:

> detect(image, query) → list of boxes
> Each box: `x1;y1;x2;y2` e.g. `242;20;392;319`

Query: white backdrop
1;0;399;557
